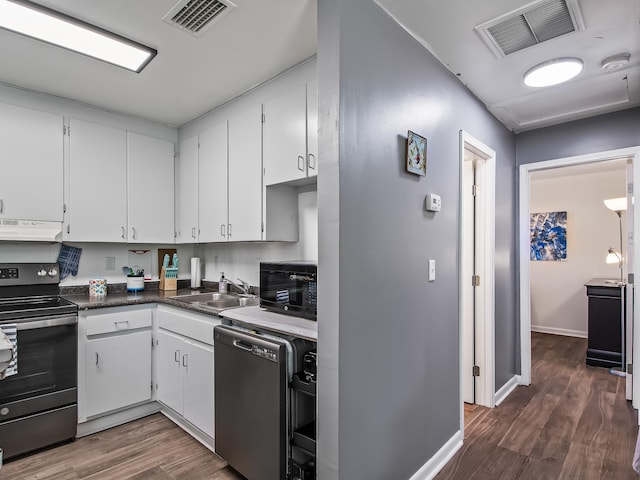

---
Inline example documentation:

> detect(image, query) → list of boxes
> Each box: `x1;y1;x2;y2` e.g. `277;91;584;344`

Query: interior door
462;157;476;404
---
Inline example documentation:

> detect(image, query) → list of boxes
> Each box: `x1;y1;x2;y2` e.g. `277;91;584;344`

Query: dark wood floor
438;332;639;480
0;413;242;479
2;332;637;479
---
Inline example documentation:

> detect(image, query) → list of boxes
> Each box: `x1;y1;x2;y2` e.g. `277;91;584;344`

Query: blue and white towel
0;324;17;379
57;244;82;280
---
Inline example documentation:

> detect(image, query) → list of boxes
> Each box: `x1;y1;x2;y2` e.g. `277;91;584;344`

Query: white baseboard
77;402;160;437
408;429;463;480
494;375;519;406
531;325;587;338
160;407;214;452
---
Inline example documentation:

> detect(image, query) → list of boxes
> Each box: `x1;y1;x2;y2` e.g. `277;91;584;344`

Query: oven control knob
48;268;58;277
37;269;47;277
0;407;9;416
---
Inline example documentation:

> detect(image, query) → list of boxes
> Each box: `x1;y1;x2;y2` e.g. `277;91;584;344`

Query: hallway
437;332;638;479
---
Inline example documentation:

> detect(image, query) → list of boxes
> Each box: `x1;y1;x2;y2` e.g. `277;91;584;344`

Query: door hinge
261;113;265;123
628;183;633;195
473;365;480;376
472;184;479;197
628;363;633;375
628;273;635;285
63;125;66;135
472;275;480;286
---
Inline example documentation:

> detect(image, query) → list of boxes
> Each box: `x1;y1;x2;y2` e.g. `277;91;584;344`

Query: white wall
530;168;626;337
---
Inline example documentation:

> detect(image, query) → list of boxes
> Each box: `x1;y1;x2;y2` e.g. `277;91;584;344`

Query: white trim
161;407;214;451
408;430;463;480
459;130;496;421
531;325;588;338
494;375;519;406
76;402;160;437
519;146;640;391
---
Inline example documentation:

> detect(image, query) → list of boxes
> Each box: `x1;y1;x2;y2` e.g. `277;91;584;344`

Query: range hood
0;219;63;242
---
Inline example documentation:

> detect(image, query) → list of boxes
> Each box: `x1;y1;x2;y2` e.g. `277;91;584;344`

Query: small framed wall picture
406;130;427;176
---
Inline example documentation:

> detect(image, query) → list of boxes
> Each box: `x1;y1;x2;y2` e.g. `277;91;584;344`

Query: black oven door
0;314;77;421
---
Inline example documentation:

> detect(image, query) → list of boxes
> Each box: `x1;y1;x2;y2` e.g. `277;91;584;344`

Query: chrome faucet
227;278;252;295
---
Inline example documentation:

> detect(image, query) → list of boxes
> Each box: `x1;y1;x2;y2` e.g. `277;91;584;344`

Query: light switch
425;193;441;212
428;259;436;282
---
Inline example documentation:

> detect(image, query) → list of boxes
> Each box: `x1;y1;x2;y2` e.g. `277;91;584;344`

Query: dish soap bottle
219;272;227;293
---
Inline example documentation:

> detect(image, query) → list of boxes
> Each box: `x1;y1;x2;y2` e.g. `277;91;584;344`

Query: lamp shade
604;197;627;212
606;247;622;264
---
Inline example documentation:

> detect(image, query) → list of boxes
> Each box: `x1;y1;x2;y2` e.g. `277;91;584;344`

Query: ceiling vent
163;0;236;37
475;0;585;58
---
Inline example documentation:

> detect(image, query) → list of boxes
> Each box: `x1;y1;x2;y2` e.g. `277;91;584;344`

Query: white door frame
518;146;640;395
459;131;496;427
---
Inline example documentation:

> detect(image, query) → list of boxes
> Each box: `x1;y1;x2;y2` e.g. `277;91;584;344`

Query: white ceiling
0;0;317;127
376;0;640;132
0;1;636;132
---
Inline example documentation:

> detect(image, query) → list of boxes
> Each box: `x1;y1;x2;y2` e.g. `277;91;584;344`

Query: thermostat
425;193;441;212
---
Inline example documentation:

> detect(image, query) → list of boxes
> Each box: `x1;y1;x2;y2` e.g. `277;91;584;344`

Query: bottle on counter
219;272;227;293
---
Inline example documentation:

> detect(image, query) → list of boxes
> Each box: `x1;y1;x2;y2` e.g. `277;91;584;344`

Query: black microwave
260;262;317;320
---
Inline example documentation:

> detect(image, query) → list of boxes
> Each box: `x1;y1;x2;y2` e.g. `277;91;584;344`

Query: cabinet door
263;85;307;186
85;331;152;418
306;80;318;179
127;132;175;243
183;340;214;438
199;121;228;242
0;102;63;221
68;118;127;242
228;104;263;242
157;329;184;415
175;135;199;243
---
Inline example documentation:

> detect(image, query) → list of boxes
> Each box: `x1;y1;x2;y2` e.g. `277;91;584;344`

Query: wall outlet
104;256;116;271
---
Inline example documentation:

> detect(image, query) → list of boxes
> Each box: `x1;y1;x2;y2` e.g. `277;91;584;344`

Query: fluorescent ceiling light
0;0;156;73
523;57;583;88
604;197;627;212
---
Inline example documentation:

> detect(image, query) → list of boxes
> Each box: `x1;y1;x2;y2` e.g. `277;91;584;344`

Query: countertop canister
89;277;107;297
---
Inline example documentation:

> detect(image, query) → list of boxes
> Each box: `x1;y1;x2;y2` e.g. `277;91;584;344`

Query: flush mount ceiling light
523;57;583;87
0;0;157;73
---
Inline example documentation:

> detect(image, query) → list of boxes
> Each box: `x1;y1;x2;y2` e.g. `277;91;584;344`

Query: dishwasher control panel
253;345;278;362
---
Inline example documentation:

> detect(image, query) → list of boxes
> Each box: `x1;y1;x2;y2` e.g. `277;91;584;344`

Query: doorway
518;146;640;408
459;130;496;421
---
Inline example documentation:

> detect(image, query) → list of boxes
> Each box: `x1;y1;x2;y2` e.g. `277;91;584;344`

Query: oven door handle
14;315;78;330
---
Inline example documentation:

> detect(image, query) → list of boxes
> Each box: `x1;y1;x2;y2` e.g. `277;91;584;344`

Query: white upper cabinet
306;79;318;179
175;135;199;243
127;132;175;243
263;84;307;186
68;120;174;243
263;80;318;186
228;105;263;242
0;102;63;221
198;121;228;243
68;118;128;242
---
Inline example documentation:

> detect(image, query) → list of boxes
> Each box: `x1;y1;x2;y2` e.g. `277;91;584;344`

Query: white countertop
221;306;317;341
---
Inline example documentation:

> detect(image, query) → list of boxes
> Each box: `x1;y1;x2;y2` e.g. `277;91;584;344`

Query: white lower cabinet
78;305;153;422
156;305;218;440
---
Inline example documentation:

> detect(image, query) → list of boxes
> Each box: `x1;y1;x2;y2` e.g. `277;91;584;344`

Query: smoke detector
601;53;631;73
163;0;237;37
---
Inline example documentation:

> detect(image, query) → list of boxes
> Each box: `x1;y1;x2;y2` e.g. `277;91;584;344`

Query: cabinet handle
298;155;305;172
220;224;226;238
228;224;232;237
95;352;99;365
114;320;129;329
131;227;136;240
174;350;180;363
182;353;189;367
121;226;125;239
0;198;3;214
308;153;316;170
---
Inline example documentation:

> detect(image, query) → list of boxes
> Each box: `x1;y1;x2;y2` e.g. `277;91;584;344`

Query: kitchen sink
168;292;259;313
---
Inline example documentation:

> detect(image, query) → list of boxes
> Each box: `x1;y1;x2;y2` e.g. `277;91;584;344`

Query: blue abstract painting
530;211;567;261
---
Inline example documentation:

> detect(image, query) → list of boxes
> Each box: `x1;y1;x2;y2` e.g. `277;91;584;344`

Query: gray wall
516;107;640;165
317;0;517;478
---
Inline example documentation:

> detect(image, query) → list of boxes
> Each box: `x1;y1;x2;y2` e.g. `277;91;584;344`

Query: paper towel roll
190;257;201;289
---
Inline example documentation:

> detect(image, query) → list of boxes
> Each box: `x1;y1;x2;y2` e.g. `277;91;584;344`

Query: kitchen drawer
157;305;220;346
86;308;153;336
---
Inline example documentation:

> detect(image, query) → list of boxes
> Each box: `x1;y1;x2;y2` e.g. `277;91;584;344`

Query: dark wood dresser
584;278;625;368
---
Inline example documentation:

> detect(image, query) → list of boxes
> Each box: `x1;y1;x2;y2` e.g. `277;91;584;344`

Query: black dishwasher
214;325;290;480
